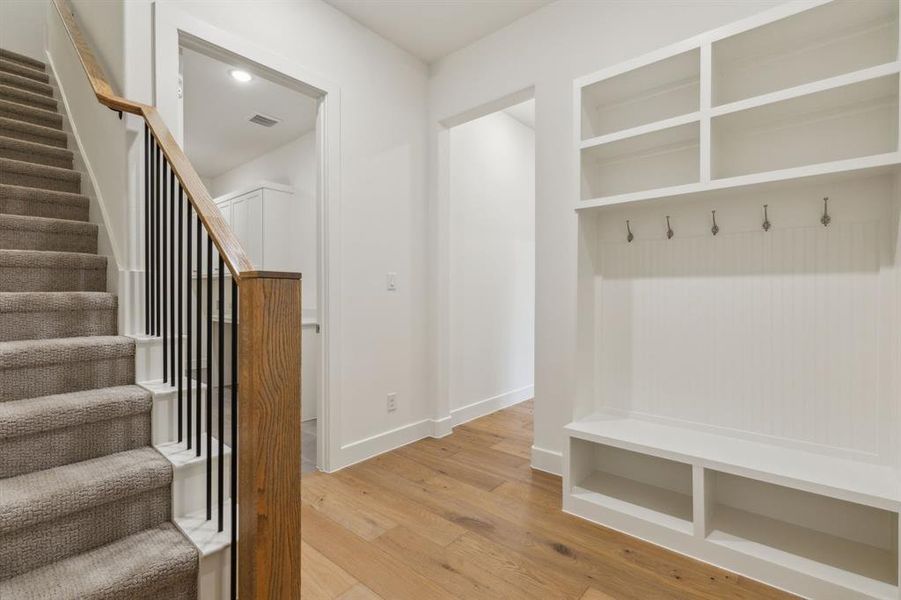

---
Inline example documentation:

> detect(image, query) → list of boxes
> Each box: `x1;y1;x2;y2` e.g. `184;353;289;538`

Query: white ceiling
323;0;553;63
182;48;319;178
504;99;535;130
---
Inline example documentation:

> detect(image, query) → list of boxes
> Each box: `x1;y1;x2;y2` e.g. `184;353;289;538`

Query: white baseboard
531;445;562;476
333;418;434;471
331;386;533;472
450;385;533;428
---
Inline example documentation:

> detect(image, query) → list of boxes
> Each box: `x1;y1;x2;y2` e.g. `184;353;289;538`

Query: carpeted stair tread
0;249;106;292
0;71;54;98
0;334;132;371
0;98;62;129
0;84;57;112
0;291;116;340
0;157;80;193
0;134;73;168
0;59;50;84
0;384;150;477
0;184;90;221
0;49;45;72
0;385;149;441
0;116;67;148
0;523;198;600
0;213;97;252
0;447;170;534
0;335;134;401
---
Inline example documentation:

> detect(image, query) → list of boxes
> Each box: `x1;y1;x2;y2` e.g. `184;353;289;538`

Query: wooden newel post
238;274;302;599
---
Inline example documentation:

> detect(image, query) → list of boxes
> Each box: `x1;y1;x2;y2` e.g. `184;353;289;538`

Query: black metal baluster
186;205;193;451
217;256;225;532
170;169;177;389
177;184;184;444
162;161;168;383
153;142;159;336
230;279;237;600
144;124;150;335
195;217;203;456
206;236;213;521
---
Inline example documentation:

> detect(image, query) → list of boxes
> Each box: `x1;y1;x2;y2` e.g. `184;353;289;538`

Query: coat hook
762;204;771;232
665;216;673;240
626;220;634;243
711;210;719;236
820;197;831;227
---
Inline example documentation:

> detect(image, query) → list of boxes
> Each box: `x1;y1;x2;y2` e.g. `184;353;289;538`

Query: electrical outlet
386;393;397;412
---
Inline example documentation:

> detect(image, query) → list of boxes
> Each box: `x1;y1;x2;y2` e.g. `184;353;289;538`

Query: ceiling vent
248;113;280;128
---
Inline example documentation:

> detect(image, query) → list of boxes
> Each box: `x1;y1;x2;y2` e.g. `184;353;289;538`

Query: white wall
429;0;787;474
208;131;318;310
0;0;47;61
449;110;534;420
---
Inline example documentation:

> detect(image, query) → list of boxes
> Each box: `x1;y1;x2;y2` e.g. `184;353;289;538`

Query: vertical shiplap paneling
597;221;882;455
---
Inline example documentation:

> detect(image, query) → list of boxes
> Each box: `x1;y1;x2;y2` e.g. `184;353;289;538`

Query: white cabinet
213;182;299;272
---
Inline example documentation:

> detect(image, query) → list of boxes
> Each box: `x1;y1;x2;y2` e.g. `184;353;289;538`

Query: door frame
153;2;341;472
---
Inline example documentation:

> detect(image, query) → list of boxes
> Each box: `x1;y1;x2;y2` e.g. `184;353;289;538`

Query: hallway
299;402;794;599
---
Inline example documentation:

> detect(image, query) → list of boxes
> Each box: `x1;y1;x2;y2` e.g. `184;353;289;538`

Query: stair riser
0;265;105;292
0;86;56;112
0;355;133;402
0;226;97;253
0;308;116;341
0;122;67;148
0;103;61;129
172;451;232;519
0;72;53;98
0;413;150;477
0;145;72;168
0;61;49;85
0;194;89;221
0;486;170;580
1;168;80;193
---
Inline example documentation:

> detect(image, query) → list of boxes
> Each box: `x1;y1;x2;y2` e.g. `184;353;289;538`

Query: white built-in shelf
581;48;700;140
712;73;899;179
577;151;901;210
712;0;899;106
581;122;700;200
566;413;901;511
569;2;901;598
708;505;897;600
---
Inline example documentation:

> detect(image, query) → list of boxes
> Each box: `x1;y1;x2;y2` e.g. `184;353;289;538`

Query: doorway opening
443;95;536;427
179;41;324;472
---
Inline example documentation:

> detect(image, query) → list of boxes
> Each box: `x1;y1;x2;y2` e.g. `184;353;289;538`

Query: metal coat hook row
665;216;673;240
626;220;634;243
711;210;719;236
762;204;771;232
821;197;831;227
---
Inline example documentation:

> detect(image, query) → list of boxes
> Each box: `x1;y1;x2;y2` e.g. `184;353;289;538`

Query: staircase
0;48;199;599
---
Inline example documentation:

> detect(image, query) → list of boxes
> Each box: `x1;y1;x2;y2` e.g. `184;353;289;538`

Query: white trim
450;385;533;428
152;3;341;472
531;445;563;476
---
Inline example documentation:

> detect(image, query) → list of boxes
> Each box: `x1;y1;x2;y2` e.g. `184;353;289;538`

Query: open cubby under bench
564;414;901;600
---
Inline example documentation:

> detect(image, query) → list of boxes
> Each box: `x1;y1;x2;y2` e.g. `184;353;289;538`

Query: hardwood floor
300;401;796;600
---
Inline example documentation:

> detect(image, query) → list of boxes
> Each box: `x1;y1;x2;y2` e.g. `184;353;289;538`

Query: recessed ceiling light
230;69;252;83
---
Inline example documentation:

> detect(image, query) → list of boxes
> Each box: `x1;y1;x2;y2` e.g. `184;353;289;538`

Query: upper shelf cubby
712;74;899;179
581;48;700;141
712;0;900;106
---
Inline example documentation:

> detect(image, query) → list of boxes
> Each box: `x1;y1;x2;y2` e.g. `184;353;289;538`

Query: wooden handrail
51;0;295;282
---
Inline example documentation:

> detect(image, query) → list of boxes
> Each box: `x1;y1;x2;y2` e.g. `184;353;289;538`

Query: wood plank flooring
300;401;796;599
